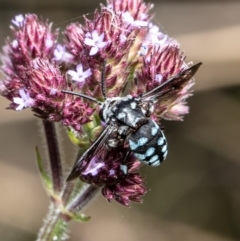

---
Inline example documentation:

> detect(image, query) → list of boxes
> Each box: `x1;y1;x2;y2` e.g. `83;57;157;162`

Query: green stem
37;118;102;240
36;184;99;241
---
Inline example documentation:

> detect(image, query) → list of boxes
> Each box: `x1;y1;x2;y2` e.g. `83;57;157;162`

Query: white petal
84;68;92;78
133;20;148;27
98;33;105;42
13;97;25;110
122;12;134;23
76;64;83;74
155;74;163;82
149;23;159;34
19;89;27;99
98;41;108;48
120;34;127;43
92;30;99;40
16;103;25;111
85;32;91;38
89;47;99;56
62;52;74;62
26;97;34;107
53;50;62;60
11;14;24;27
84;38;96;47
12;40;18;48
67;70;78;78
13;97;23;105
45;39;54;48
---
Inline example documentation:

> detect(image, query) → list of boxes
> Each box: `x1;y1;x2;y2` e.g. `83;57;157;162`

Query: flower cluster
0;0;198;206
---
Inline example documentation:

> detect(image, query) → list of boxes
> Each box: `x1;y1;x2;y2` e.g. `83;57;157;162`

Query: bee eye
99;108;104;121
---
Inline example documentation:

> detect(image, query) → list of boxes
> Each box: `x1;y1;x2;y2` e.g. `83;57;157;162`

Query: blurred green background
0;0;239;240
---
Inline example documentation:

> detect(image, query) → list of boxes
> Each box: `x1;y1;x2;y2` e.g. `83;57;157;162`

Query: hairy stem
37;122;100;241
36;204;67;241
37;185;99;241
43;120;63;193
68;184;100;212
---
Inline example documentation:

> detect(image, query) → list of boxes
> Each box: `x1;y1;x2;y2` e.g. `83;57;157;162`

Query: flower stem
43;120;63;194
36;204;67;241
37;121;100;241
67;184;100;212
37;185;99;241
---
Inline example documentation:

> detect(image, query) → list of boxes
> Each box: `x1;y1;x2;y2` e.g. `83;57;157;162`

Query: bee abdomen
128;119;168;166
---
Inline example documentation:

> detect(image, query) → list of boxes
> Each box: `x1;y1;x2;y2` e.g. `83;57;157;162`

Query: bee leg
120;150;131;175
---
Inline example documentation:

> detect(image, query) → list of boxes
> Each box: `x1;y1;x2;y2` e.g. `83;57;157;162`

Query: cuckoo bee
62;62;202;181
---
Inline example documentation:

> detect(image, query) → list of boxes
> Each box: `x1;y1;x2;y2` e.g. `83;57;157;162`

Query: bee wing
66;124;114;182
141;62;202;102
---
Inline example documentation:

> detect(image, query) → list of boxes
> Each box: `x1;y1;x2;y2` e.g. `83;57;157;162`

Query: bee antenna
61;90;102;105
101;60;107;100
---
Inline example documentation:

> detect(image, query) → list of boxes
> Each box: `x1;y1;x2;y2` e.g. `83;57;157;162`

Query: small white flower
11;39;18;48
109;169;115;175
122;12;148;27
138;45;148;56
155;73;163;83
50;88;57;95
45;38;54;49
13;89;34;110
120;34;127;43
149;23;160;34
84;30;108;56
107;4;113;9
67;64;92;83
145;23;169;46
53;44;74;62
11;14;24;27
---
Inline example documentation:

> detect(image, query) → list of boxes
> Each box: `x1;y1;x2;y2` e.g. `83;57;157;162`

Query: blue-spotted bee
62;62;202;181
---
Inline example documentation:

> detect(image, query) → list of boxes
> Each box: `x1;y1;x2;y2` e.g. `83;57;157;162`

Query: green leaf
67;128;81;146
35;146;53;192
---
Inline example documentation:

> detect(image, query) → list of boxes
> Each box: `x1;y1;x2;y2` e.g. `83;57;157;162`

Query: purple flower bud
102;172;147;206
75;146;147;206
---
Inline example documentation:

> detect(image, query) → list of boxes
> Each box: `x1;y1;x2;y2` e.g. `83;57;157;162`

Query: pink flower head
76;145;147;206
0;0;201;206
